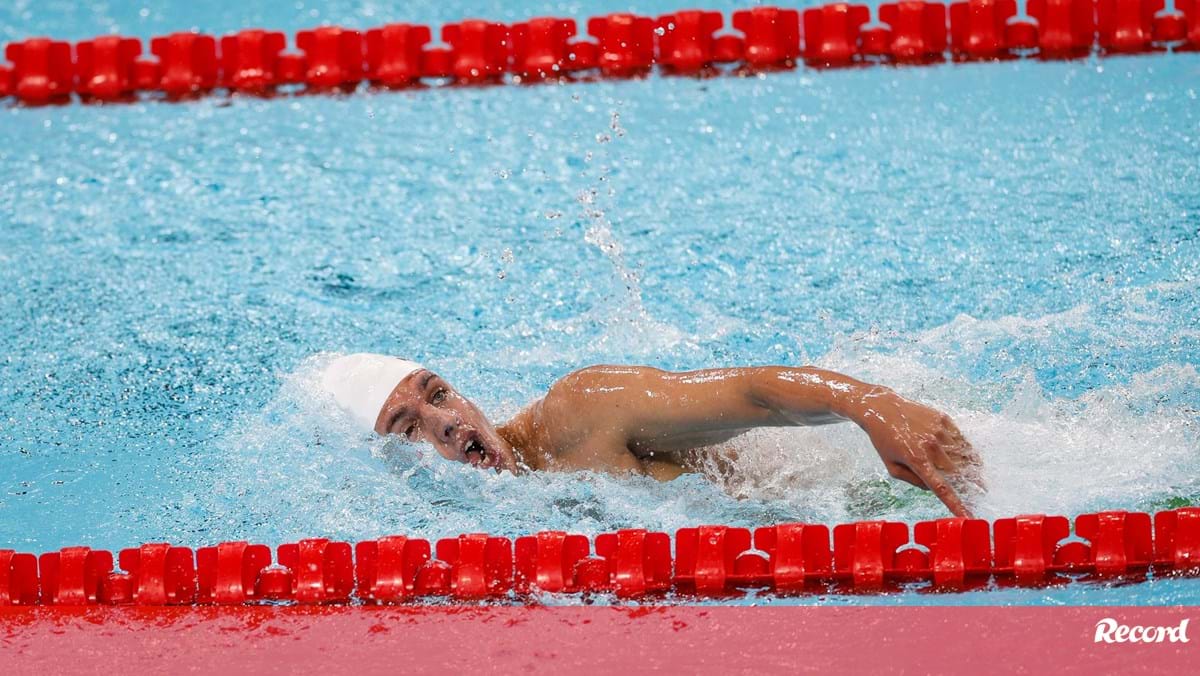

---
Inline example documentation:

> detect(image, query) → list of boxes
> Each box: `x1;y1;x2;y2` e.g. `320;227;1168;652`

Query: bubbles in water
610;111;626;138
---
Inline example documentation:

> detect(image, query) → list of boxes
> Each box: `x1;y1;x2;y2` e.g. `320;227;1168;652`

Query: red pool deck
2;605;1195;674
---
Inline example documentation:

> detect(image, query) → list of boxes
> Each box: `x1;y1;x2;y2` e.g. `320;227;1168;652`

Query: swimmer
321;354;984;516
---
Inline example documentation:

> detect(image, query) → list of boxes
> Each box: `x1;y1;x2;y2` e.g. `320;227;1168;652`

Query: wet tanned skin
374;366;984;517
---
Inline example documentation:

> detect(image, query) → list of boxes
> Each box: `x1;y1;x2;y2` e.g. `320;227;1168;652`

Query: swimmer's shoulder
546;365;667;402
538;365;667;429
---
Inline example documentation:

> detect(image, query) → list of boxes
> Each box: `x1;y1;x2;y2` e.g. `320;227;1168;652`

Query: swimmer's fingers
887;462;927;489
928;439;957;472
888;459;976;518
911;458;975;519
940;435;988;493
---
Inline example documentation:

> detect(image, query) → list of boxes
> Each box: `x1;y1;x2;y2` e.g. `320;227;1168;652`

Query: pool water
1;1;1198;606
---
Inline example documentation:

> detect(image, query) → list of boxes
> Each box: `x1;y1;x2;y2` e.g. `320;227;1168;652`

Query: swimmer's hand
851;388;984;517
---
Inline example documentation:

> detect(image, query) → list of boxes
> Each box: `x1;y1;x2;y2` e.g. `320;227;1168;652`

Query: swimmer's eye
431;388;447;405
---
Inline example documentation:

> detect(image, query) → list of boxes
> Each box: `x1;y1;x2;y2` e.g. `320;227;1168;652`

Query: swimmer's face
374;369;517;472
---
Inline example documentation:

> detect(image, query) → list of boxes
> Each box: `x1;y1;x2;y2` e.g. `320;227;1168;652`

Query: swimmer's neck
496;409;545;471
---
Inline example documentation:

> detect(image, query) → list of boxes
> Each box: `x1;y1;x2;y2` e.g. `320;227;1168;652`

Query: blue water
1;2;1198;606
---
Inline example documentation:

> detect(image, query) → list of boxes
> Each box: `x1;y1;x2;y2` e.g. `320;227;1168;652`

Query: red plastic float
435;533;513;597
1026;0;1096;57
295;27;363;89
275;52;306;84
675;526;754;593
438;20;509;83
364;24;431;87
1005;19;1041;50
1154;507;1200;572
586;13;656;76
5;38;73;104
38;546;114;605
992;514;1071;584
731;6;802;68
0;550;39;605
949;0;1018;59
832;521;910;588
1;509;1198;605
1074;510;1153;577
196;541;271;604
150;32;218;96
276;538;354;603
1185;0;1200;49
913;517;992;588
511;17;576;80
132;57;160;89
1097;0;1164;53
656;10;725;73
566;38;600;70
754;523;833;591
594;529;672;597
3;2;1200;106
355;535;431;602
75;36;141;100
860;26;896;57
878;1;949;63
802;4;871;66
117;543;197;604
514;531;591;592
1152;11;1186;46
219;30;286;92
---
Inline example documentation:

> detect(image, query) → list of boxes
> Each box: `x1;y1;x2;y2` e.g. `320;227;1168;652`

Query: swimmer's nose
428;408;458;443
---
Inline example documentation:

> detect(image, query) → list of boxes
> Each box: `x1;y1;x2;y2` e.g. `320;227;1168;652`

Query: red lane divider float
732;6;802;68
950;0;1018;60
879;1;949;64
220;30;287;93
657;10;726;73
587;13;656;77
75;36;142;101
1026;0;1097;57
803;4;871;66
150;32;218;97
1;508;1197;606
4;1;1199;106
511;17;577;80
364;24;430;88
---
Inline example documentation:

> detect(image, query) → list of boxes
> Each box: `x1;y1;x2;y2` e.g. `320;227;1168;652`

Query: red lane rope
2;508;1197;605
2;1;1198;106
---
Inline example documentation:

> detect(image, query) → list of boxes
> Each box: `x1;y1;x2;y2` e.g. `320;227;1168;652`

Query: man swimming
321;354;984;517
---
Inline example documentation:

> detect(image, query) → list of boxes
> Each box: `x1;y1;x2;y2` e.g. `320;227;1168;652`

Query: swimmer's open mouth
463;435;495;469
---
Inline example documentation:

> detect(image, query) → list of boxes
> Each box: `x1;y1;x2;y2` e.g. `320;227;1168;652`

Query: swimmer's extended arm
552;365;982;516
747;367;983;517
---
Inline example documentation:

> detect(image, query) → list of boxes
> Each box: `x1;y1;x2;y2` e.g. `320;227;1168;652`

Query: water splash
553;110;686;358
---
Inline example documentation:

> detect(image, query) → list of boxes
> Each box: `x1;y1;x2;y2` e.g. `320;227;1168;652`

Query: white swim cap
320;353;424;433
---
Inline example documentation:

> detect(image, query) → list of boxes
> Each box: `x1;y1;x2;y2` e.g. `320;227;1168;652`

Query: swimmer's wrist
830;383;897;423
